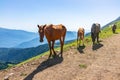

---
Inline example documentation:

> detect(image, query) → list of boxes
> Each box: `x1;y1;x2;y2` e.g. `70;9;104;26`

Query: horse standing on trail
38;24;67;58
77;27;85;47
112;24;117;33
91;23;101;45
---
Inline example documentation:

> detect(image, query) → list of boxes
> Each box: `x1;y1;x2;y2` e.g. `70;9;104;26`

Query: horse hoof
52;55;56;58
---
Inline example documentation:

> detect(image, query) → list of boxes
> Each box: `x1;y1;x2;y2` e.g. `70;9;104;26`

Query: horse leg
62;33;66;47
112;28;114;33
48;41;52;58
60;33;66;57
60;38;64;57
91;33;95;45
77;37;80;47
80;38;81;46
80;36;84;46
82;38;84;46
83;33;84;46
113;29;115;33
77;32;80;47
112;28;115;33
97;33;99;43
77;36;79;47
52;40;56;57
114;29;116;33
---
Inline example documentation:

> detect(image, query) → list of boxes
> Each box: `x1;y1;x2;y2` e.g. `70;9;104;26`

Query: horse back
91;23;100;33
44;24;66;41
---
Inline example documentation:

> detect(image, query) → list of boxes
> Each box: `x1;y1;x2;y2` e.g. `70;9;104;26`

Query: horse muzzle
40;39;43;42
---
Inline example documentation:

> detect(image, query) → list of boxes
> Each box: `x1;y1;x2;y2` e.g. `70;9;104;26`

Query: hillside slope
102;16;120;28
0;31;120;80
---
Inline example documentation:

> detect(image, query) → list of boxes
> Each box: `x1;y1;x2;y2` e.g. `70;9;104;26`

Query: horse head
37;24;46;42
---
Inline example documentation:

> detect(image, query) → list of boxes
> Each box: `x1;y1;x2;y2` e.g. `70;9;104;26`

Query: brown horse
77;27;85;47
91;23;101;45
38;24;67;58
111;24;117;33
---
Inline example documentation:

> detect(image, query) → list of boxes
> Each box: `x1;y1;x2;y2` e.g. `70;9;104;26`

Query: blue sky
0;0;120;32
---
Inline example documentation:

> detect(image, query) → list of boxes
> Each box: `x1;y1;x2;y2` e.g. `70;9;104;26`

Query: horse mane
46;24;53;26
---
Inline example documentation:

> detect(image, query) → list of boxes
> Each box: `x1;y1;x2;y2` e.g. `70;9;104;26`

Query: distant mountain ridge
0;27;38;48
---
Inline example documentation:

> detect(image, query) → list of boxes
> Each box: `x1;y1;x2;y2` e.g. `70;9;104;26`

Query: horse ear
43;24;46;29
37;25;39;28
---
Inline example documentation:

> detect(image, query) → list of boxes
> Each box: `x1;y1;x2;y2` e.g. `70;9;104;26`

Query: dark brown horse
112;24;117;33
91;23;101;45
38;24;67;58
77;27;85;47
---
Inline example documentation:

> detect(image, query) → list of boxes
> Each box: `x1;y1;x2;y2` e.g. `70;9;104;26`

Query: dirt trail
74;33;120;80
0;33;120;80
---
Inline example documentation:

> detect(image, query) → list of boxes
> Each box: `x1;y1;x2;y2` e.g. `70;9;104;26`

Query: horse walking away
38;24;67;58
77;27;85;47
91;23;101;45
111;24;117;33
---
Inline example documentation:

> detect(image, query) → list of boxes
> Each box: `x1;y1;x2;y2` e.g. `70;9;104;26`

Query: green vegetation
20;73;27;76
7;64;14;68
5;20;120;70
100;21;120;39
79;64;87;68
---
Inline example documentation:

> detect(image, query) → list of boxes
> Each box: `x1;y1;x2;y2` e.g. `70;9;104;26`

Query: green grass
79;64;87;68
20;73;27;76
7;64;15;69
8;21;120;69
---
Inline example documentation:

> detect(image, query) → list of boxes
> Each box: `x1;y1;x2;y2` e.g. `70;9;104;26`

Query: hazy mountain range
0;28;38;48
0;28;77;48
